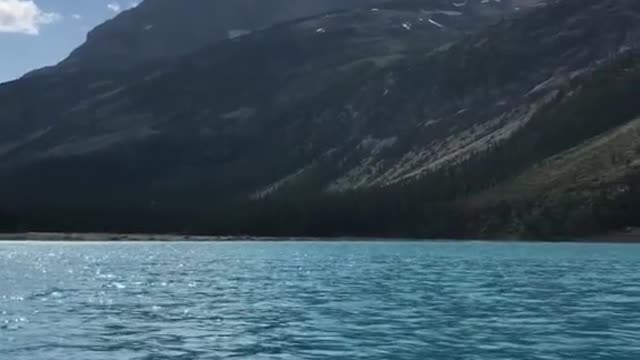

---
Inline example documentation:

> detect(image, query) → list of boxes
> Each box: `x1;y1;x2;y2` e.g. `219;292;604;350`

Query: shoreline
1;231;640;243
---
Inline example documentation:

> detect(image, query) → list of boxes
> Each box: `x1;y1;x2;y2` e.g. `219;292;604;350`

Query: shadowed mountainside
2;0;640;238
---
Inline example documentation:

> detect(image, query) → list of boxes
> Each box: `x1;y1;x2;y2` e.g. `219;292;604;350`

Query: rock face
1;0;640;237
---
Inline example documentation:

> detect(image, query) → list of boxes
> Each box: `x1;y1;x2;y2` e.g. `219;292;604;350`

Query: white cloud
107;2;121;12
71;13;81;20
107;1;139;13
0;0;61;35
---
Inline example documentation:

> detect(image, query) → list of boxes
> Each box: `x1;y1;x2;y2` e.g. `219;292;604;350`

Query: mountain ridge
25;0;379;76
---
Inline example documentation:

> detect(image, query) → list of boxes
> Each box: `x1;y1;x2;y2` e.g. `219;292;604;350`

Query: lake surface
1;241;640;360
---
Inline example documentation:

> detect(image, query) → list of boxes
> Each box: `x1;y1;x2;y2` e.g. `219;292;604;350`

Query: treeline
478;173;640;238
9;171;640;239
0;210;19;232
4;166;640;239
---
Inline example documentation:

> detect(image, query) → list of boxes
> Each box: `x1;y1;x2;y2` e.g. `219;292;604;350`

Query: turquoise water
1;241;640;359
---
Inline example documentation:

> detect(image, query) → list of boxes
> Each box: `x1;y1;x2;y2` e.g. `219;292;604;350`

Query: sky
0;0;139;83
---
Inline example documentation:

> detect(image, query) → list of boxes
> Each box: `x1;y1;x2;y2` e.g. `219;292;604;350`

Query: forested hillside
1;0;640;239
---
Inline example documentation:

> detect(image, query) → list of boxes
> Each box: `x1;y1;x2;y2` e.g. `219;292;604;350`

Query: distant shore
0;232;266;242
1;230;640;243
583;227;640;243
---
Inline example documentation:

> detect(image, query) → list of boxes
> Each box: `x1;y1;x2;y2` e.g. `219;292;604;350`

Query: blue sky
0;0;139;83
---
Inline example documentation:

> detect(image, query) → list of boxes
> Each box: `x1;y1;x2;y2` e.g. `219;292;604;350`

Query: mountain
0;0;525;203
27;0;378;75
1;0;639;238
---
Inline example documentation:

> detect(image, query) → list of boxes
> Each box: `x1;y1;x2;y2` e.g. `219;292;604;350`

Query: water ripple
1;241;640;359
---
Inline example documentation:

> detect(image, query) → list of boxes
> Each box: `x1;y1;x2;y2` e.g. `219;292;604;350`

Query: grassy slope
474;116;640;205
463;114;640;239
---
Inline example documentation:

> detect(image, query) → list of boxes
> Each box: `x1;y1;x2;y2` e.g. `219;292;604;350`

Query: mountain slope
0;0;520;206
26;0;538;76
1;0;640;238
26;0;378;75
